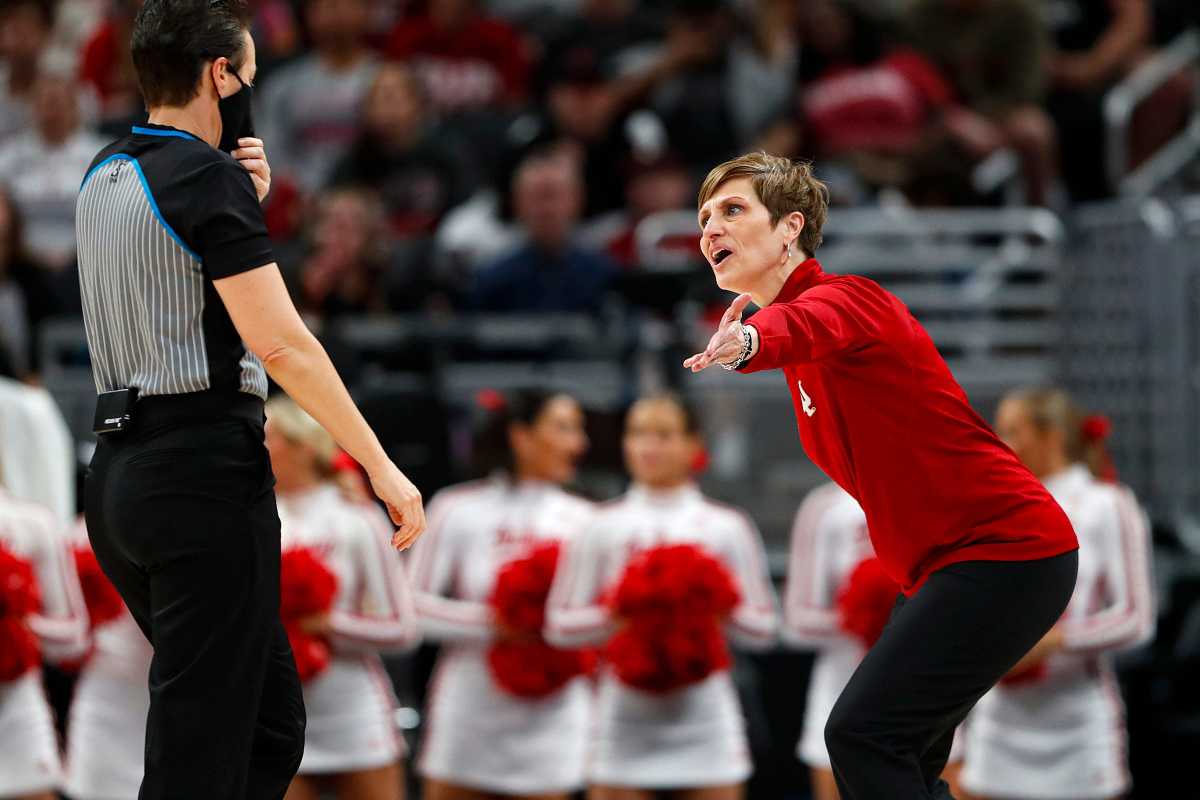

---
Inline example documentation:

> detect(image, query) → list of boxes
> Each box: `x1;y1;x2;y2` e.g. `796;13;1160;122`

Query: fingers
386;485;426;551
232;145;265;161
237;137;264;150
236;158;269;176
683;352;714;372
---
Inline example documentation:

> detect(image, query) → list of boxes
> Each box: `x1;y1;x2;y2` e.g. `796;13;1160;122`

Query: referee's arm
215;264;425;546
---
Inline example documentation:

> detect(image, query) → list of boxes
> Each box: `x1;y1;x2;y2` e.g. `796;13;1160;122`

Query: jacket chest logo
797;380;817;417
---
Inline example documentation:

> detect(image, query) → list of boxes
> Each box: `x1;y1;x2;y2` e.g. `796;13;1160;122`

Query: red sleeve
741;283;890;372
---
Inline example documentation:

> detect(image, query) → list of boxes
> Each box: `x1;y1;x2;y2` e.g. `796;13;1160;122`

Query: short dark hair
629;392;703;435
472;388;577;477
131;0;251;108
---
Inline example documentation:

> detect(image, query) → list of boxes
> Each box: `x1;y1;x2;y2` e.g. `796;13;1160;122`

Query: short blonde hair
697;152;830;256
1002;386;1084;461
265;396;337;474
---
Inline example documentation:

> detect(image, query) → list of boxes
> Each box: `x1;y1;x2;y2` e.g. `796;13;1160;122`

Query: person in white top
265;397;421;800
0;376;75;525
0;488;89;800
782;483;965;800
962;387;1155;800
545;392;778;800
410;389;595;800
63;518;154;800
0;65;105;271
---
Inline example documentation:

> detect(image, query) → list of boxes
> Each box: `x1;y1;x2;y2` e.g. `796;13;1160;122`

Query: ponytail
1080;414;1118;483
470;388;565;478
1003;386;1118;482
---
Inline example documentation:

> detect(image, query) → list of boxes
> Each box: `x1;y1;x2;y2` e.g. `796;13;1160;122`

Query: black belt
132;390;265;431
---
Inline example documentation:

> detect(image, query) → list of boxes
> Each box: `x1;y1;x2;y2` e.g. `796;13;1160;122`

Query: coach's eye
727;205;742;216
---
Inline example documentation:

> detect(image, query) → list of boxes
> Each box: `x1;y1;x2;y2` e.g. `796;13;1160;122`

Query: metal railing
1105;28;1200;196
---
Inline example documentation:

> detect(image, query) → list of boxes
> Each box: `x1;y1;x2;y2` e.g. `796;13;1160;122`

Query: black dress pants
825;550;1079;799
85;401;305;800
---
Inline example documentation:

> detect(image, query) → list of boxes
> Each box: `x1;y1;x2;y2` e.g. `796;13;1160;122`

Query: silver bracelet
720;325;753;371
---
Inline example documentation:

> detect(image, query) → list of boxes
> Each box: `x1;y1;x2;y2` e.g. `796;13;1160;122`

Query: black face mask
216;68;254;154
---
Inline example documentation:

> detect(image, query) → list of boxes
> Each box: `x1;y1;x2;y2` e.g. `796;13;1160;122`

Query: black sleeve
192;159;275;279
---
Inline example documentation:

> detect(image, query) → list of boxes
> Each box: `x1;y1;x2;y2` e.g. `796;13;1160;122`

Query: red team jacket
742;259;1078;594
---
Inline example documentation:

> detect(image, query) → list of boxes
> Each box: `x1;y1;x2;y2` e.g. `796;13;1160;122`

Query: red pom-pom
280;547;339;620
0;617;40;681
490;541;562;633
836;557;900;648
280;547;338;682
488;640;597;698
0;544;40;681
604;543;740;693
486;541;594;698
609;544;740;621
606;616;731;693
1081;415;1112;443
73;547;125;629
0;543;40;619
285;622;332;683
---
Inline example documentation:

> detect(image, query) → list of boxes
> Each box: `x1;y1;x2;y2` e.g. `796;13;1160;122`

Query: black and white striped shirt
76;124;274;401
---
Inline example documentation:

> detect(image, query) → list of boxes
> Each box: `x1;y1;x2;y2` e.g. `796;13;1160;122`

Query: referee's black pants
85;401;305;800
825;550;1078;799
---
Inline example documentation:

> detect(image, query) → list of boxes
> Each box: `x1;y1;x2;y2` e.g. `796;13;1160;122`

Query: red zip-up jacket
742;259;1077;594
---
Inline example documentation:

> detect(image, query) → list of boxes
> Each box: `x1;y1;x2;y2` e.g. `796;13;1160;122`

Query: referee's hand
368;462;426;550
232;137;271;203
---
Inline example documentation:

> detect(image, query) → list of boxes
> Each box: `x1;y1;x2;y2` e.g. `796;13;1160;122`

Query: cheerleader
264;397;420;800
62;520;153;800
0;487;89;800
410;389;594;800
545;392;778;800
782;483;964;800
961;387;1154;800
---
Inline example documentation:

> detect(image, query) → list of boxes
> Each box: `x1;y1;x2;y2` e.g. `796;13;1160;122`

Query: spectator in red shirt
387;0;529;116
685;152;1078;800
78;0;144;134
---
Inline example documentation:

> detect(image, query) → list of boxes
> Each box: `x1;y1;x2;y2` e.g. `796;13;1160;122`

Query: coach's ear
780;210;805;251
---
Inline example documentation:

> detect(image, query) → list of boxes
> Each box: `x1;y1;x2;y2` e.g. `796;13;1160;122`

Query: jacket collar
770;258;825;305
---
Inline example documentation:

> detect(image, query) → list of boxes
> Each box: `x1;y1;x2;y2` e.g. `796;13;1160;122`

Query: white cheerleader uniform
410;478;595;795
780;483;872;769
782;483;965;769
0;489;89;796
962;465;1154;800
63;611;153;800
545;483;778;789
62;518;152;800
278;484;420;775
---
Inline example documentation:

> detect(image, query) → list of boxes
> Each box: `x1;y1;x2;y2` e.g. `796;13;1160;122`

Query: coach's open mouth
713;248;732;265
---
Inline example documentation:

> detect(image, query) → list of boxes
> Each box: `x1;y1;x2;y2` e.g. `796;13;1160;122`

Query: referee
75;2;426;798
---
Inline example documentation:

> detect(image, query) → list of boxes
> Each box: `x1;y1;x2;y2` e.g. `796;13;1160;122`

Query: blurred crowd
1;0;1199;383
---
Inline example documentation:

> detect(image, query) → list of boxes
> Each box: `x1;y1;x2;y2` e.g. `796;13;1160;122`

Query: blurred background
3;0;1200;796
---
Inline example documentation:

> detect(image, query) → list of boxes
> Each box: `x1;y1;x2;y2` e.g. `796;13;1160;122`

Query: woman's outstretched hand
683;293;756;372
